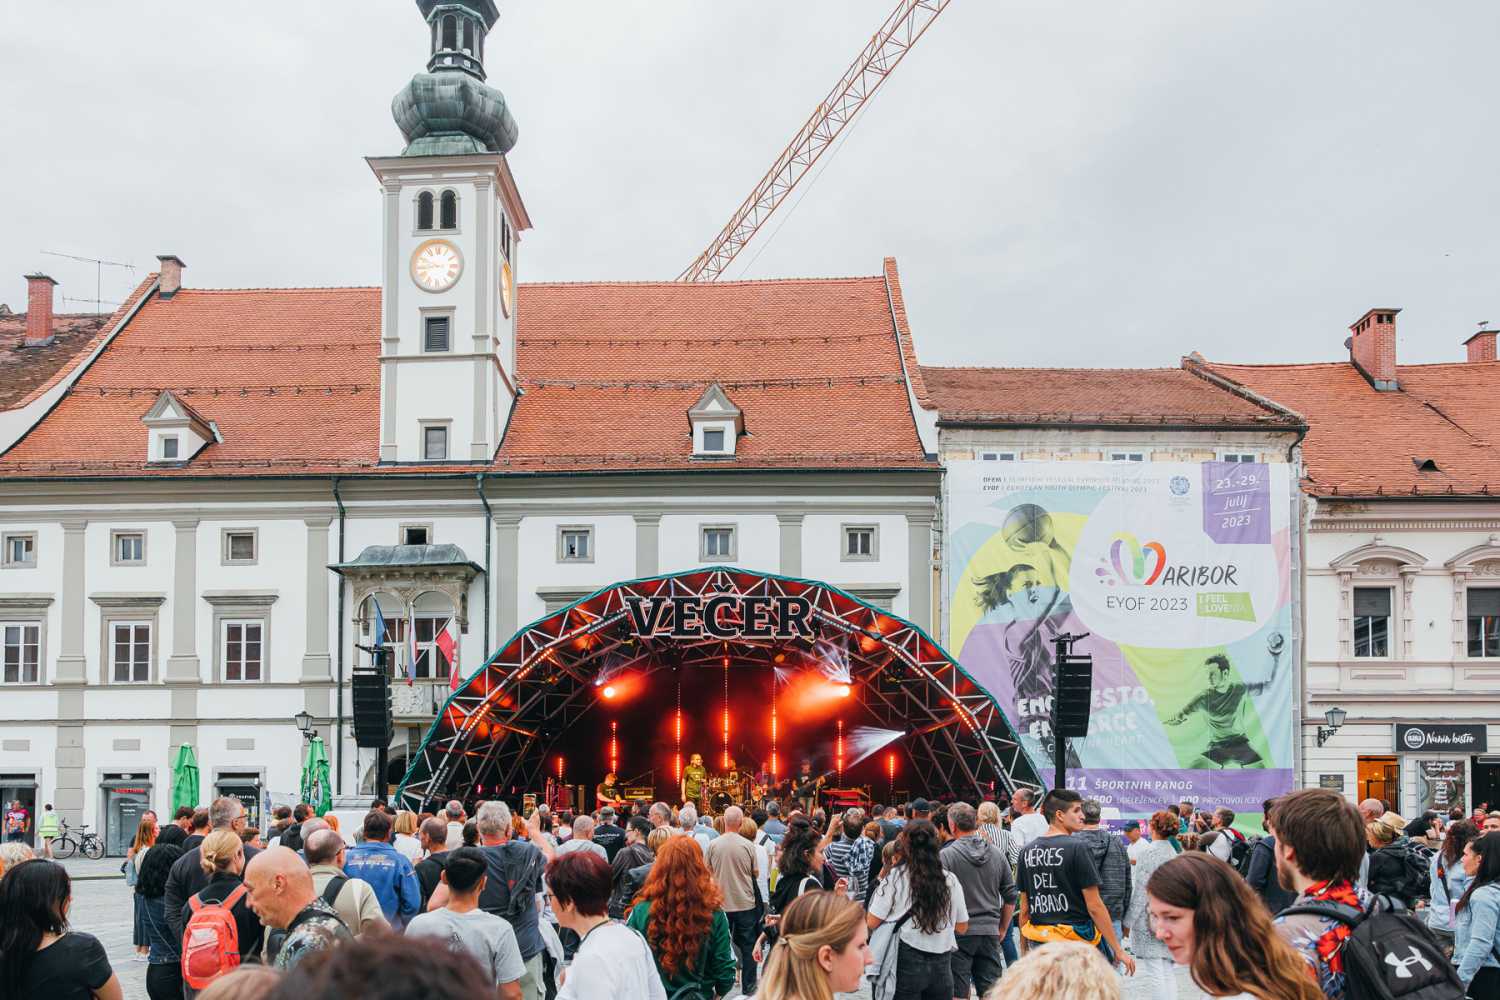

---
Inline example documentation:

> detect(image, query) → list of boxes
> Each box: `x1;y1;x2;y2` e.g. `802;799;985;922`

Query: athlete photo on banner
946;460;1296;824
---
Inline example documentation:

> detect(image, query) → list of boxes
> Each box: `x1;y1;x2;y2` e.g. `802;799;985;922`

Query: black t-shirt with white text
1016;833;1100;927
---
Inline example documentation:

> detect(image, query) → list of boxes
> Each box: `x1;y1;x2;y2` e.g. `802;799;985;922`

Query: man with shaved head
244;846;352;969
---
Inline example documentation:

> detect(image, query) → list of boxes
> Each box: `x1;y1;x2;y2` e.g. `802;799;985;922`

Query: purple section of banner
1202;462;1272;544
1066;768;1294;816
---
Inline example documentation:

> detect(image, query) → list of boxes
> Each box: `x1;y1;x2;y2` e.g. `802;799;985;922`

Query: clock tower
369;0;531;463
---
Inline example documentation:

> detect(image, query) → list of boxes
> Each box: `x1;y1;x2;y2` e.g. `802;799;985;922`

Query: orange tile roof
0;267;932;476
1198;358;1500;496
920;365;1301;428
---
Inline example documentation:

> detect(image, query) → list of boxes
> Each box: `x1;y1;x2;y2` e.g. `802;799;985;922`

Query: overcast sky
3;1;1496;367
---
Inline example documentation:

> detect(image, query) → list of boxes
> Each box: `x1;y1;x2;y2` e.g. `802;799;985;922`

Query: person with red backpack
180;830;263;997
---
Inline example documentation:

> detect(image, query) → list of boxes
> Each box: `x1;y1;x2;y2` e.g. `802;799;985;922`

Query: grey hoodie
940;833;1018;936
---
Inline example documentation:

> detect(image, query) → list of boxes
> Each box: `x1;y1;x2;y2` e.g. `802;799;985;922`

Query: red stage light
837;684;851;698
602;685;618;699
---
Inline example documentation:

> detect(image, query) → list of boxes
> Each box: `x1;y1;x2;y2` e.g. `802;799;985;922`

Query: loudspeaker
351;669;393;748
1053;653;1093;738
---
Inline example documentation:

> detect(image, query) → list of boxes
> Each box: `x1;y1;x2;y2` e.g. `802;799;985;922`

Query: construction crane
678;0;954;282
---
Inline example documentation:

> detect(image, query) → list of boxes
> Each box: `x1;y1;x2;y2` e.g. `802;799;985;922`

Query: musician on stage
595;771;624;810
752;760;775;805
681;753;709;808
792;759;825;815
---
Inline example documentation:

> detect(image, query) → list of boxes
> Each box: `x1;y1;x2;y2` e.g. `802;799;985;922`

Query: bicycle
51;820;105;860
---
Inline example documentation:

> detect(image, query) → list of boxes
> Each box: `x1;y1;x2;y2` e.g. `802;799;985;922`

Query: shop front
0;772;38;847
214;770;264;831
1394;723;1489;816
100;773;152;856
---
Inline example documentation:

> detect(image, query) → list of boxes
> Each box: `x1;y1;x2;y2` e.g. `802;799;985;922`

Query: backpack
321;874;348;908
181;885;247;990
1279;895;1464;1000
1399;842;1433;903
478;842;546;925
1229;830;1259;877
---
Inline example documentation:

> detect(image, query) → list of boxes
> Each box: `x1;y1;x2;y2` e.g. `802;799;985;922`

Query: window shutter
1354;587;1392;617
424;317;451;352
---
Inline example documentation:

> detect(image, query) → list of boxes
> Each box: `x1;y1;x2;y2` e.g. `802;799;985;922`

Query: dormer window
689;383;744;459
143;390;215;465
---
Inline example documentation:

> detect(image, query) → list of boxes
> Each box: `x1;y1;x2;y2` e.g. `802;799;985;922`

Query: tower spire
393;0;518;157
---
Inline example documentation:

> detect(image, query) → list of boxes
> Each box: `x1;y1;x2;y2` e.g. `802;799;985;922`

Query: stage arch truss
396;568;1041;809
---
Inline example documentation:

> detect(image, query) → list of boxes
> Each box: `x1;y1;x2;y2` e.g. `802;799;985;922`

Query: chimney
1347;307;1400;391
157;254;186;299
23;273;57;346
1464;327;1497;363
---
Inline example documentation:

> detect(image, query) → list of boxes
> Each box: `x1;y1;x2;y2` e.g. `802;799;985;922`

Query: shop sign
1395;723;1488;753
1318;774;1345;791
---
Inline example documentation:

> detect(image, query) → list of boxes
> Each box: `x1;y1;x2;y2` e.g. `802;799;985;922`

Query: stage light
610;720;618;775
836;719;844;785
556;756;565;781
837;684;851;698
602;685;618;699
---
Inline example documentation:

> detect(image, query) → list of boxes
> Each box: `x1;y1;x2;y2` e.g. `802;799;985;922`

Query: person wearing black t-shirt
1014;788;1134;975
413;817;451;911
592;807;626;862
0;860;123;1000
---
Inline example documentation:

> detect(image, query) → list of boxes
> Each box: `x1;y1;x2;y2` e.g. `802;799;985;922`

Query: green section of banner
1197;591;1255;622
1121;643;1276;770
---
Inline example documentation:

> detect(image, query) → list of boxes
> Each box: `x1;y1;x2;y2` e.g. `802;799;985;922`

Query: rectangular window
980;452;1016;462
701;526;735;560
559;527;592;562
223;620;263;682
1353;587;1392;658
843;525;877;561
702;428;726;452
2;533;36;567
111;622;151;683
1;623;40;684
379;616;450;680
113;531;145;565
161;436;179;460
224;531;257;564
423;316;451;353
423;425;449;461
402;525;431;546
1222;453;1257;464
1467;588;1500;658
1109;452;1146;462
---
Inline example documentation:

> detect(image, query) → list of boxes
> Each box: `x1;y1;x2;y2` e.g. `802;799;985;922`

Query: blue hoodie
343;839;421;929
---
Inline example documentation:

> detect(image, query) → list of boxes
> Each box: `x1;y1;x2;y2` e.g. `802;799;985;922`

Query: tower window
439;190;458;230
442;15;457;50
423;316;451;353
462;18;475;55
417;191;435;231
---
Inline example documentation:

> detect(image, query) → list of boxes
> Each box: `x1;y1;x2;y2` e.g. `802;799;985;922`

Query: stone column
301;518;333;682
907;514;934;632
496;515;521;643
164;520;201;682
55;519;88;683
777;513;804;577
379;179;401;463
634;514;661;577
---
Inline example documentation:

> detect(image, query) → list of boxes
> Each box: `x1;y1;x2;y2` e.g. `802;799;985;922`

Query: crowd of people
0;786;1499;999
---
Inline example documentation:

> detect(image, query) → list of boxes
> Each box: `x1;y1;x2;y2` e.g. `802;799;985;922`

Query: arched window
439;190;458;230
462;18;475;55
442;15;457;51
416;191;435;231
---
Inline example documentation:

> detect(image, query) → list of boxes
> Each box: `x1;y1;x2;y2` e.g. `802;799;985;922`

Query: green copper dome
393;0;518;157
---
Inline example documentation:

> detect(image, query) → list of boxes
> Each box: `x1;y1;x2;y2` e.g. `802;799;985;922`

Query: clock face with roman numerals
411;239;463;293
500;260;514;318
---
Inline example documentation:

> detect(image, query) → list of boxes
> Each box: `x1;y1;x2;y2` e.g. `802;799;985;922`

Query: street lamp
1316;706;1347;747
294;710;314;743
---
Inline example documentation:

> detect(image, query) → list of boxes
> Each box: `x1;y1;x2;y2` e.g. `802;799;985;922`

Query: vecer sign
1395;723;1488;753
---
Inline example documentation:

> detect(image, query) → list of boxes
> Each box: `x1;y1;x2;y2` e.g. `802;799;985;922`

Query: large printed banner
947;461;1295;818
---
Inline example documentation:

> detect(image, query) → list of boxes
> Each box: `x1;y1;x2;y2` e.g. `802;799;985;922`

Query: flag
372;603;388;672
436;623;459;691
406;617;418;686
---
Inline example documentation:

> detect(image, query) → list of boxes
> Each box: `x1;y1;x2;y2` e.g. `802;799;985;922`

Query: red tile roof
0;312;111;410
0;267;932;476
1197;358;1500;496
920;365;1301;428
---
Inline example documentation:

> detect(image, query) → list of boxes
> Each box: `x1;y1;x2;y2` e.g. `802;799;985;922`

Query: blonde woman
758;890;872;1000
182;831;264;995
391;811;422;862
986;940;1120;1000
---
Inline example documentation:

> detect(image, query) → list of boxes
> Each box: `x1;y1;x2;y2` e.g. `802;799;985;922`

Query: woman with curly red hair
625;835;737;998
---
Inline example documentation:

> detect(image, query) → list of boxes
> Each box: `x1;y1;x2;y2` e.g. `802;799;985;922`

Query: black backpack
1279;895;1463;1000
1225;829;1255;875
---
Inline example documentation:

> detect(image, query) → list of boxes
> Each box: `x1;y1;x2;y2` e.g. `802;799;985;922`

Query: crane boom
678;0;954;282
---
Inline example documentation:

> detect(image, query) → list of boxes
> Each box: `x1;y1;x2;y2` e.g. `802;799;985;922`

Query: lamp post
294;710;314;744
1316;706;1347;747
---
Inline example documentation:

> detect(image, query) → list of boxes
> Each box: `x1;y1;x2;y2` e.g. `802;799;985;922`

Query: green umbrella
171;743;199;815
303;736;332;817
